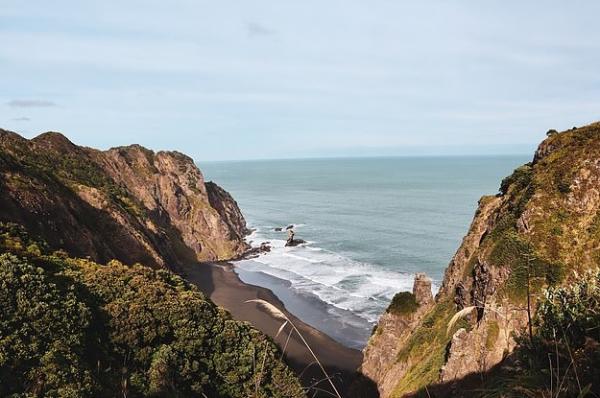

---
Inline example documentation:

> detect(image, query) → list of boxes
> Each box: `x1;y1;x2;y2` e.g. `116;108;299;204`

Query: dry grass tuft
246;299;342;398
446;306;476;336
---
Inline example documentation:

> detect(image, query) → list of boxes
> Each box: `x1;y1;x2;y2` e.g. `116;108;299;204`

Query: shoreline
181;261;364;394
234;262;374;349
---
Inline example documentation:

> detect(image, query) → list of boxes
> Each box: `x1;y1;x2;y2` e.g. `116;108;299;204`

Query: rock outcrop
205;181;250;240
361;274;434;397
243;241;272;258
413;273;434;305
360;122;600;397
0;129;249;268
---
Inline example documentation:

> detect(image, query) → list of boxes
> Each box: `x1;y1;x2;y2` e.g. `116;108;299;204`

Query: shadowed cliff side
361;122;600;397
0;129;249;269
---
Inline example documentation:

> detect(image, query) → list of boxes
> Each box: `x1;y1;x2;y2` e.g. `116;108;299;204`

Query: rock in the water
284;227;303;246
285;238;306;247
243;241;272;258
274;227;283;232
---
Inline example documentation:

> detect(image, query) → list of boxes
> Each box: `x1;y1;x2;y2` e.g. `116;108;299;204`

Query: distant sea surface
199;156;529;349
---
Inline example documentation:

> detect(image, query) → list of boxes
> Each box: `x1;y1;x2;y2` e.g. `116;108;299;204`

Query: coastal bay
199;156;529;348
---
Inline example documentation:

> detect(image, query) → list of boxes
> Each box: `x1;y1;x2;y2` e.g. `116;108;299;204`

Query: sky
1;1;600;161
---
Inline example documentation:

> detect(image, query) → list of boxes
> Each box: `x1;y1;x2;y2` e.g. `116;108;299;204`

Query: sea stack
412;272;433;306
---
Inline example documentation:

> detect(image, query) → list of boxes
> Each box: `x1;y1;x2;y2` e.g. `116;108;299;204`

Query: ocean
199;156;529;349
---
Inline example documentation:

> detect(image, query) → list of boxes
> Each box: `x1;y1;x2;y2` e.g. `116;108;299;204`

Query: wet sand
234;265;373;349
181;261;364;395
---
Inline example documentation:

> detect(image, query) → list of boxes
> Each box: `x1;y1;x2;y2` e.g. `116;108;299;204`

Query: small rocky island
285;228;306;247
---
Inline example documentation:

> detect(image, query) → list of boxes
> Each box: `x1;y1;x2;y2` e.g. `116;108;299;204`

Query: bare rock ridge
0;128;249;268
360;122;600;397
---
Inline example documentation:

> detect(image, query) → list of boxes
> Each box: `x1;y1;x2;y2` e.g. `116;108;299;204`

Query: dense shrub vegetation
537;269;600;346
484;269;600;397
499;164;533;196
387;292;419;316
0;224;303;398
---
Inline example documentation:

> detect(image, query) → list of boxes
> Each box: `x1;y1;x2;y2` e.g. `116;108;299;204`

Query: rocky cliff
0;129;249;268
361;122;600;397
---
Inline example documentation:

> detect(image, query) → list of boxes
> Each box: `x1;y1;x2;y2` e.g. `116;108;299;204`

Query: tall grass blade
447;306;476;335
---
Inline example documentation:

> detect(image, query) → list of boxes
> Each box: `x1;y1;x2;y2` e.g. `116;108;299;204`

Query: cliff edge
0;129;249;268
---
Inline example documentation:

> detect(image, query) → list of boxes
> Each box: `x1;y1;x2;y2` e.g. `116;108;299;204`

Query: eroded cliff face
205;181;250;242
0;129;249;268
361;122;600;397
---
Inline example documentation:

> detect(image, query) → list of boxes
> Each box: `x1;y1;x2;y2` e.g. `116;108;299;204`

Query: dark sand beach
181;262;364;394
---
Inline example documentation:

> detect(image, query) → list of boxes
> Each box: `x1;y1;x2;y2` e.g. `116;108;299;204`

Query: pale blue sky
2;1;600;160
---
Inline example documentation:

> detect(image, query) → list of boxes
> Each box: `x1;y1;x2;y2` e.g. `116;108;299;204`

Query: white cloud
7;99;56;108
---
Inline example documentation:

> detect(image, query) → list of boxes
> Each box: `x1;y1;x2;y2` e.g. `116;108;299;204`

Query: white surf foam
236;228;433;324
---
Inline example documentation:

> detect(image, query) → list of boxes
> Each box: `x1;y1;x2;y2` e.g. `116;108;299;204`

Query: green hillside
0;223;304;398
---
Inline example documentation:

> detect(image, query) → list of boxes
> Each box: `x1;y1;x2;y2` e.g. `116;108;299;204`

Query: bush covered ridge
0;223;304;398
